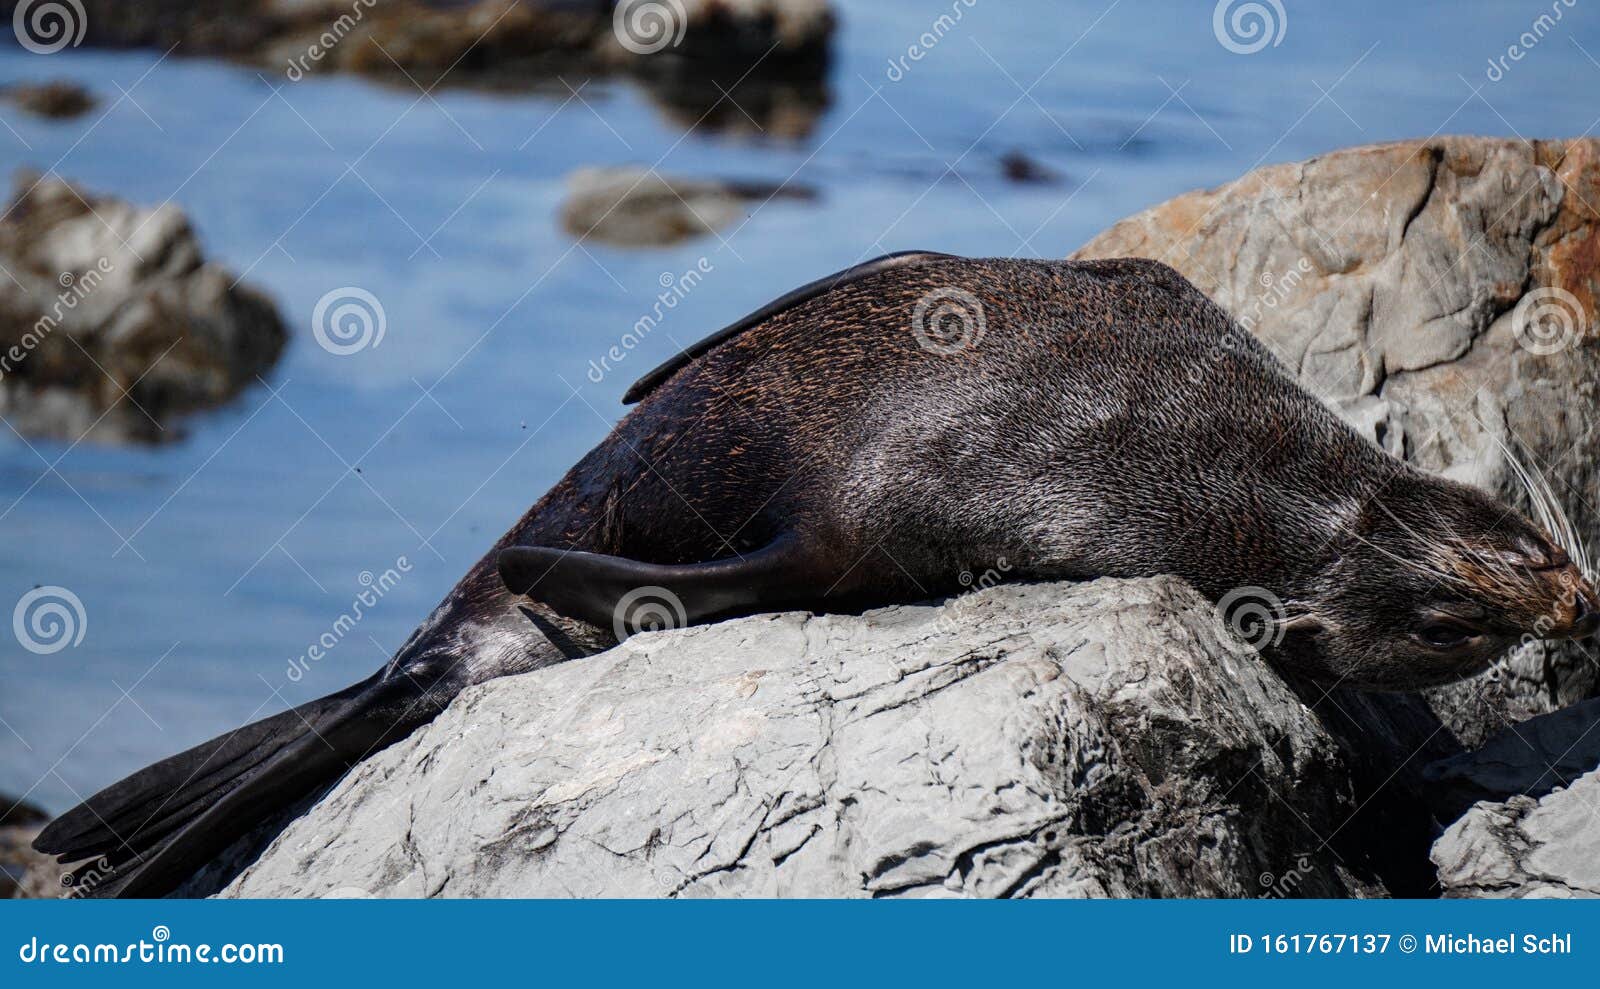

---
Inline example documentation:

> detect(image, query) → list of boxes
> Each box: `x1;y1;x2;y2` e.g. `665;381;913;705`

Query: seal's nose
1552;568;1600;639
1569;588;1600;638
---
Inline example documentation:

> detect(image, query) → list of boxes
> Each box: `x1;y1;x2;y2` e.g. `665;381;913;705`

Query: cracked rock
1433;769;1600;898
219;578;1388;898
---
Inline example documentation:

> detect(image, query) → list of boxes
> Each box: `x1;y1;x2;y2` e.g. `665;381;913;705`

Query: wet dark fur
36;255;1593;896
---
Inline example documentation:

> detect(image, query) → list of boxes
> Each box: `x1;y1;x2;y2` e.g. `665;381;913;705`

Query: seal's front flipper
498;534;808;635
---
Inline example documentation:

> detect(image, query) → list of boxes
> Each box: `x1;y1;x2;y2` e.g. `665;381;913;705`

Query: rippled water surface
4;1;1599;810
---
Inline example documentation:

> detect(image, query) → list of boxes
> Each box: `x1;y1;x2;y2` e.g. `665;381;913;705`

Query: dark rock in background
0;0;836;137
0;81;96;120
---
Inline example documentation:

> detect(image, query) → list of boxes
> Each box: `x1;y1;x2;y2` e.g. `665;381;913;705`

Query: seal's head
1279;473;1598;690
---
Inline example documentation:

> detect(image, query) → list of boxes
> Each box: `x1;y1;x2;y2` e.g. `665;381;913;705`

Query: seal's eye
1414;619;1477;650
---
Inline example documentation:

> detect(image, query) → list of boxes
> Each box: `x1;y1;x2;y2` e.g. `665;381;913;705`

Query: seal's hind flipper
498;534;808;635
621;250;956;404
34;671;432;897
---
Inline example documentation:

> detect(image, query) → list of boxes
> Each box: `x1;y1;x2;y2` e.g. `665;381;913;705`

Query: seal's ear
498;534;807;634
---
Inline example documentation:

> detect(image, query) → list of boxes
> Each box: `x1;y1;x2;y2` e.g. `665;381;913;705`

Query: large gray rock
221;578;1386;898
1433;770;1600;898
0;172;286;444
1076;137;1600;746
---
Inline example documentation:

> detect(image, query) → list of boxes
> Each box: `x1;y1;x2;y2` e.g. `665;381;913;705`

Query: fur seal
35;253;1598;896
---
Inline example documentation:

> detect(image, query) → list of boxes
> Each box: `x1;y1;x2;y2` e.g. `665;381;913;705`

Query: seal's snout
1562;573;1600;638
1549;565;1600;639
1569;593;1599;637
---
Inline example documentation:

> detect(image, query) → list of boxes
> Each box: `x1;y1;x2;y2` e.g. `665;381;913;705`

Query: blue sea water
2;0;1598;812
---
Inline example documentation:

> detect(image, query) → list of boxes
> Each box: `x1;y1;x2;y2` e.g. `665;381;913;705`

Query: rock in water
559;166;815;247
0;82;96;120
220;578;1388;898
0;172;286;444
1075;137;1600;746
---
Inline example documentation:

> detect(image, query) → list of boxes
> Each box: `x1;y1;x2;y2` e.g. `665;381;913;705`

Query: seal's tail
33;672;429;898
